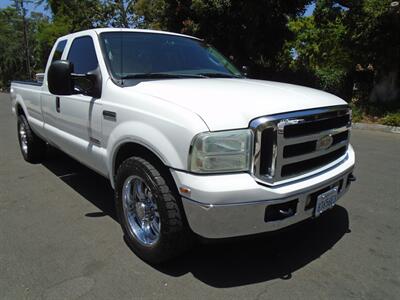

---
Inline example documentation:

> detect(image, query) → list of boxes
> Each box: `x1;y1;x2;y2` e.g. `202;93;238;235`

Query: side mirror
48;60;74;95
48;60;102;98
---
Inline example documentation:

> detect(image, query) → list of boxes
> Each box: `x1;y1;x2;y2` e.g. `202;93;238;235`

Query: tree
37;0;110;31
282;7;352;97
13;0;33;77
342;0;399;108
0;7;25;89
134;0;312;78
34;15;70;69
282;0;399;108
0;5;47;88
33;0;113;67
105;0;139;28
1;0;397;112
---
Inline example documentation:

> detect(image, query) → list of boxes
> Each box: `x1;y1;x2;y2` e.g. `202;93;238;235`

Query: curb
353;123;400;134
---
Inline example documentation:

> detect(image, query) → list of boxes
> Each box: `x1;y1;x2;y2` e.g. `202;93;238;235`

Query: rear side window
67;36;98;74
45;40;67;75
51;40;67;62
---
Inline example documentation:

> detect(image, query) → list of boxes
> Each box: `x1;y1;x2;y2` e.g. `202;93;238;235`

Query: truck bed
12;80;42;87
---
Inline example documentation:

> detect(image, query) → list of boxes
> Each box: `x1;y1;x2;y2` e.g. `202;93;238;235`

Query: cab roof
60;28;201;41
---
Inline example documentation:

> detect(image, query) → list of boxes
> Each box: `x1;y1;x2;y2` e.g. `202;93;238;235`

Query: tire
17;114;46;163
115;157;193;264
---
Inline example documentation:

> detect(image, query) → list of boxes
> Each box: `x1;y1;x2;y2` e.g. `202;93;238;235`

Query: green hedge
382;112;400;127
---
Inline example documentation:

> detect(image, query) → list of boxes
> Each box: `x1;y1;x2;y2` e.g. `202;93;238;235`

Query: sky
304;2;316;16
0;0;48;16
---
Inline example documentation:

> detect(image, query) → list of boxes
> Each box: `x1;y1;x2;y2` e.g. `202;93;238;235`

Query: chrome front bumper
172;146;355;239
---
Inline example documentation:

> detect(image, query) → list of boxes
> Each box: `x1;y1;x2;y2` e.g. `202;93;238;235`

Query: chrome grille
250;106;351;185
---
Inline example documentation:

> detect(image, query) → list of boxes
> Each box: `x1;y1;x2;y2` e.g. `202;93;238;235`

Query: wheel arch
11;88;29;118
16;103;26;116
111;141;177;191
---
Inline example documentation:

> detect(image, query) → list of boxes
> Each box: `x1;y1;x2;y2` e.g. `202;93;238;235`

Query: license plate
315;187;338;217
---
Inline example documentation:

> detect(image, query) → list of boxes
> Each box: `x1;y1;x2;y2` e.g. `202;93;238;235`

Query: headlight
189;129;253;173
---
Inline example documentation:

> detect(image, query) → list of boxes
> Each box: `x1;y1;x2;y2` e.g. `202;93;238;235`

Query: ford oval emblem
316;134;333;151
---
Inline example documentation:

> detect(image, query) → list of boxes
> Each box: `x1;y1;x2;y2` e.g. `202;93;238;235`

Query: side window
67;36;98;74
51;40;67;62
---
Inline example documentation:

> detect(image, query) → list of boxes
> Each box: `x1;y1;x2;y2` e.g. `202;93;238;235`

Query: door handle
56;96;60;113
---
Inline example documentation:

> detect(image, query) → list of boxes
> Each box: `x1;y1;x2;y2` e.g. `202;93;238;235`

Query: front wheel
115;157;193;264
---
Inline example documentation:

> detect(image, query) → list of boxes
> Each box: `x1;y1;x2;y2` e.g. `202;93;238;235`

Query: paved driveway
0;93;399;299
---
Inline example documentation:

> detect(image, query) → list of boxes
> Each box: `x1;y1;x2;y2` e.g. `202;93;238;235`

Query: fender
12;93;29;118
12;92;48;141
107;121;194;188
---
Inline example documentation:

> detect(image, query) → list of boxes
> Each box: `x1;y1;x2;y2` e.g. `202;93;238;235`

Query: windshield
99;32;242;80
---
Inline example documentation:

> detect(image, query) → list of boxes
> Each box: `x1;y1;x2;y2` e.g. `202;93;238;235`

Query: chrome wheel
19;123;28;154
122;176;161;246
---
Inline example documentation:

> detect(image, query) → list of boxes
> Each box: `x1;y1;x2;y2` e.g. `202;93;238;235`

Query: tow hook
279;208;295;217
346;173;356;188
265;199;298;222
348;174;356;182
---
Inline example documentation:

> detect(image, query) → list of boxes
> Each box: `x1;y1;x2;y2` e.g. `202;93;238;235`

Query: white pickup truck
11;28;355;263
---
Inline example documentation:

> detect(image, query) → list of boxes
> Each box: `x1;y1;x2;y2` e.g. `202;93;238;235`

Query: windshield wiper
196;72;243;78
120;73;207;79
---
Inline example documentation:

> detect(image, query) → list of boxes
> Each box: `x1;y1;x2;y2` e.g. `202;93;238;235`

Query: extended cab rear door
44;34;106;175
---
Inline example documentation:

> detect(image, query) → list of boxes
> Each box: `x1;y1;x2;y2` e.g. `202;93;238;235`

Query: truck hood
132;78;347;131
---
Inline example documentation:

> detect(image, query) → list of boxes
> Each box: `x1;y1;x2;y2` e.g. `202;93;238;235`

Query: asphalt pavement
1;93;399;299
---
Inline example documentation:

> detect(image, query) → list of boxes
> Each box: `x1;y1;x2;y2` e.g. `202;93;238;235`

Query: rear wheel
17;114;46;163
115;157;193;264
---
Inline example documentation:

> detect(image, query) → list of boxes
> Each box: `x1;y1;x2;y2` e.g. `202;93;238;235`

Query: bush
381;112;400;127
349;103;363;123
